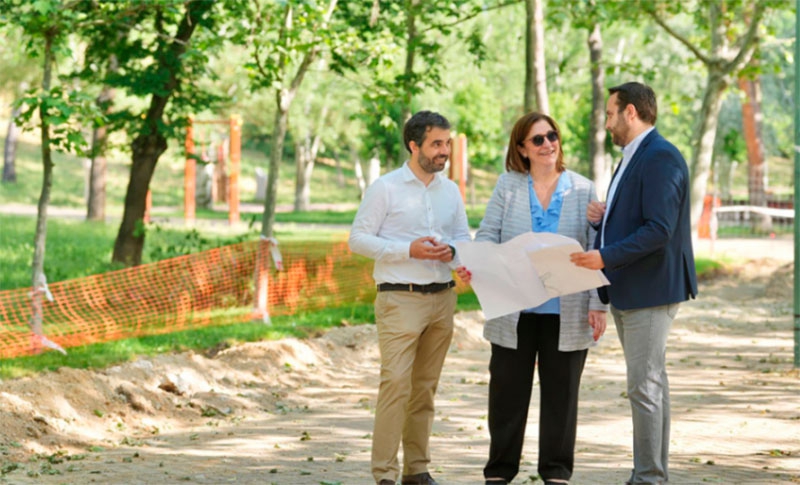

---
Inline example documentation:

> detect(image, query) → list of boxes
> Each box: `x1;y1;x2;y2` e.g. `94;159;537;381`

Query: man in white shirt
349;111;472;485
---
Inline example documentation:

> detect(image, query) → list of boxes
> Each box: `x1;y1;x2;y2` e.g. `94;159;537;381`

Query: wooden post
228;114;241;225
449;134;467;203
216;143;227;203
449;136;458;180
253;237;270;323
184;116;196;225
143;190;152;224
457;133;467;202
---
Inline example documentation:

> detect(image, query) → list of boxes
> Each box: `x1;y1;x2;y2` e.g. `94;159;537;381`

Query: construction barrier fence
0;237;390;359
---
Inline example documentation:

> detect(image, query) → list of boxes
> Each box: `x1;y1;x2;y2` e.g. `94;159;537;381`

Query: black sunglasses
527;130;559;147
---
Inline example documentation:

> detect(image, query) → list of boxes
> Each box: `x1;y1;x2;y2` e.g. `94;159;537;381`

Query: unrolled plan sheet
454;232;609;320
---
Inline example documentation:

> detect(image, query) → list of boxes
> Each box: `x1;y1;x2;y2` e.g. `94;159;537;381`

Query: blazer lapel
606;129;659;219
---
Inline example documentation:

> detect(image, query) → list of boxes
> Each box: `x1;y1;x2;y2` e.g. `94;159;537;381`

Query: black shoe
378;480;396;485
401;472;438;485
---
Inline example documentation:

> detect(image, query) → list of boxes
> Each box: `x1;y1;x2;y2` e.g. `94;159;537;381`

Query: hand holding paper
454;232;609;320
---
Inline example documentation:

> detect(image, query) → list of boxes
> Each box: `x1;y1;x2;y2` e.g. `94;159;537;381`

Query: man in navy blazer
571;82;697;485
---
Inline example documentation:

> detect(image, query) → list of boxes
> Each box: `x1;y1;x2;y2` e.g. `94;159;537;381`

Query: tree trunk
2;104;21;183
738;76;770;230
739;80;767;188
524;0;548;113
259;0;336;237
354;156;366;199
87;84;114;221
587;23;609;196
396;0;418;166
31;32;56;339
293;139;316;212
112;1;210;266
648;1;765;228
688;72;727;226
294;96;327;212
262;93;289;238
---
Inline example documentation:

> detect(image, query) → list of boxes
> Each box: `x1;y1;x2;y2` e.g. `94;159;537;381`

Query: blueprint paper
455;232;609;320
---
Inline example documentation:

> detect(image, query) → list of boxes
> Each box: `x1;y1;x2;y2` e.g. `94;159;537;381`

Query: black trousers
484;313;588;482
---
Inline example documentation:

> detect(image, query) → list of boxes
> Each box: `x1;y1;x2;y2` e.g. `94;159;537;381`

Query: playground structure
182;115;242;225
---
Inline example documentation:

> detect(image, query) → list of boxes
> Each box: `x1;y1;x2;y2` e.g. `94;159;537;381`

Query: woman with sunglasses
473;111;607;485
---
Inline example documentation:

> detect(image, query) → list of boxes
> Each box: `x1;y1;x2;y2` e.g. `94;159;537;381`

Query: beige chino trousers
371;289;457;483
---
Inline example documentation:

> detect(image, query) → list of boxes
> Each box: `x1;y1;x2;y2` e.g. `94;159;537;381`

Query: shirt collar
621;126;654;162
401;160;442;186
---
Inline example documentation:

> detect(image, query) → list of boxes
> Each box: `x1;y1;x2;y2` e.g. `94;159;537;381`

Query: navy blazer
595;129;698;310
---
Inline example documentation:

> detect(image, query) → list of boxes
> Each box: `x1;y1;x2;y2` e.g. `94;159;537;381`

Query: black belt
377;281;455;294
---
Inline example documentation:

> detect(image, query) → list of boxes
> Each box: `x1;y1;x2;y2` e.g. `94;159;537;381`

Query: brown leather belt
376;281;455;294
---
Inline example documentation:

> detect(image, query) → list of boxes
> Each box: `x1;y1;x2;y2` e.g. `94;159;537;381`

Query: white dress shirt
349;162;472;285
601;126;654;247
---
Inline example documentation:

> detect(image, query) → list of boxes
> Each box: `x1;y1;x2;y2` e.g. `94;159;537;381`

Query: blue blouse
523;171;572;315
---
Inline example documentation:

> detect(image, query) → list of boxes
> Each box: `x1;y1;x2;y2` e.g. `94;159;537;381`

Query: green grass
716;223;794;238
0;214;261;290
0;135;364;210
694;256;727;276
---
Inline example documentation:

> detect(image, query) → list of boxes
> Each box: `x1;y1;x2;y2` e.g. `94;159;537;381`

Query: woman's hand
455;266;472;285
588;310;607;341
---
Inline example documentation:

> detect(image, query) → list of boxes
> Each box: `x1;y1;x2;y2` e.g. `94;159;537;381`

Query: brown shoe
379;480;396;485
402;472;438;484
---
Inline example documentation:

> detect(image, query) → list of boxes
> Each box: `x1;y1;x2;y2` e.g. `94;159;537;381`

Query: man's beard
419;152;448;173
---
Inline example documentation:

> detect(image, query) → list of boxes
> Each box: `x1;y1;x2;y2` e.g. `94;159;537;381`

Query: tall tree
110;1;217;265
86;71;115;222
738;73;769;228
552;0;622;194
524;0;548;113
586;23;608;194
3;100;22;183
349;0;511;170
644;0;777;225
1;1;99;347
0;25;39;184
293;84;330;212
246;0;338;238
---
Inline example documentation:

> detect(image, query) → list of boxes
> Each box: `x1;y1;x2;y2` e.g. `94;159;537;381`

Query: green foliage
550;89;593;178
145;225;256;262
720;128;746;162
355;93;405;166
452;80;504;169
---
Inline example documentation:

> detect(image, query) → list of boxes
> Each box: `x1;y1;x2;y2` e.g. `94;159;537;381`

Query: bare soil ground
1;256;798;485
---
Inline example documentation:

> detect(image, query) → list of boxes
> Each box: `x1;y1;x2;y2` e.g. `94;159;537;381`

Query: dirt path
0;257;798;485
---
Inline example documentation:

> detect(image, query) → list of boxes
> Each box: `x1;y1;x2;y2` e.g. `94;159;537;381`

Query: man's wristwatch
448;245;456;259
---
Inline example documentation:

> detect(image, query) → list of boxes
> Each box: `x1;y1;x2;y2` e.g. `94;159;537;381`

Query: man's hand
587;200;606;224
410;237;452;261
570;250;605;270
455;266;472;285
588;310;607;341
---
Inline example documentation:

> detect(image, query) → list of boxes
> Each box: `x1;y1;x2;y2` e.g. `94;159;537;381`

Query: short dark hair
608;82;657;125
403;110;451;153
506;111;565;174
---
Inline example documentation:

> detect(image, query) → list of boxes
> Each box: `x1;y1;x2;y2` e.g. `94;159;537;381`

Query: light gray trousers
611;303;680;485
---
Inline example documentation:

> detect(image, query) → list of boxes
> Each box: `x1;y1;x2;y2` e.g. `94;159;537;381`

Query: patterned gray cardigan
475;170;608;351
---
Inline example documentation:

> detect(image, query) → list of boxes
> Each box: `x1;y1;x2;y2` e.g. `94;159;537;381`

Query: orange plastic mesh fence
0;237;383;359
